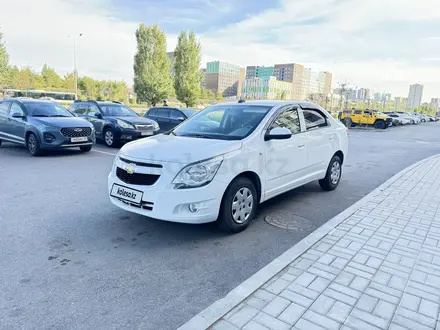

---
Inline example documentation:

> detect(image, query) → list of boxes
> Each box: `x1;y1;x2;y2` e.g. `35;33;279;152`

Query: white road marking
92;149;117;156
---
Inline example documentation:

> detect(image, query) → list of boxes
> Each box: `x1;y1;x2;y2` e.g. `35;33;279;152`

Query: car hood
106;116;156;125
31;117;92;127
119;134;242;164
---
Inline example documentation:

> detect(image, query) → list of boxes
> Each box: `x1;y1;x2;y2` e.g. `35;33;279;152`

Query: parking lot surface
1;123;439;330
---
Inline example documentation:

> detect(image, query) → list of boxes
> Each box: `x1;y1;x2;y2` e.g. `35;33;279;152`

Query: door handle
298;144;305;148
329;136;335;140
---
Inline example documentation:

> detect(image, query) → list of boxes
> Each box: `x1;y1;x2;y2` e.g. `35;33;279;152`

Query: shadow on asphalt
0;142;96;158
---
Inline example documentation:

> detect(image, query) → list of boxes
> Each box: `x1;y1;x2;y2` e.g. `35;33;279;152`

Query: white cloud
1;0;439;100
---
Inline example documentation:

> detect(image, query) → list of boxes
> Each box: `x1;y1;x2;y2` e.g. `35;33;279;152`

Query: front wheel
80;145;92;152
103;128;117;148
27;133;42;156
374;120;386;129
217;177;258;233
319;155;342;191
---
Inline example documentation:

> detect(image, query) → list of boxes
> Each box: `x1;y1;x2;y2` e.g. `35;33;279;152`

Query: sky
0;0;439;101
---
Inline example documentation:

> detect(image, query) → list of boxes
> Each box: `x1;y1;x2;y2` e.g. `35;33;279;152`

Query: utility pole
68;33;83;99
338;80;350;110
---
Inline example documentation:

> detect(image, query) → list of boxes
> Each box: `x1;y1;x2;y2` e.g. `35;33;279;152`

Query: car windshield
26;102;73;117
99;104;138;117
182;109;198;118
173;104;273;140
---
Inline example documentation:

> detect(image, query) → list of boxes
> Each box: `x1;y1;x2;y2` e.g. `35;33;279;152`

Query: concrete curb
177;154;440;330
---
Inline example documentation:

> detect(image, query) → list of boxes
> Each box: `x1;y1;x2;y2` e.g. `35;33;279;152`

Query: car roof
213;100;321;108
1;98;56;105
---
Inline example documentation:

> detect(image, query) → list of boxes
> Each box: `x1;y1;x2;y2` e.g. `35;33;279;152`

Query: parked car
396;111;418;124
0;98;95;156
419;114;430;122
340;109;391;129
108;100;349;233
69;101;160;147
428;116;436;122
144;106;198;133
386;112;411;125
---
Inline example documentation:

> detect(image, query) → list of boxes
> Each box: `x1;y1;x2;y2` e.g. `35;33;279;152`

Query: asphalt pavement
1;123;440;330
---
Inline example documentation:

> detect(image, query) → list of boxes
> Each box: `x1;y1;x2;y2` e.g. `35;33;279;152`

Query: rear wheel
319;155;342;191
374;120;386;129
27;133;42;156
218;177;257;233
80;145;92;152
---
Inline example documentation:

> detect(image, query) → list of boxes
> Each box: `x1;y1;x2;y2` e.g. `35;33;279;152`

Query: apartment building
205;61;243;98
246;66;274;79
407;84;424;110
320;71;333;96
394;97;408;110
430;98;440;112
357;88;370;100
242;76;292;100
274;63;304;100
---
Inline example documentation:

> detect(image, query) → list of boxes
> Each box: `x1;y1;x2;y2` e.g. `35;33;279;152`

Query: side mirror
12;113;24;118
265;127;292;141
95;113;103;119
177;117;185;121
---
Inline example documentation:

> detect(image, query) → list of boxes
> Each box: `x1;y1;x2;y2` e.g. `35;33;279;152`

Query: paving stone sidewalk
212;155;440;330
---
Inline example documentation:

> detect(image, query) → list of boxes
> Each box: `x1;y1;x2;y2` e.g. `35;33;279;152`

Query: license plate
141;131;153;136
71;137;88;142
111;184;143;204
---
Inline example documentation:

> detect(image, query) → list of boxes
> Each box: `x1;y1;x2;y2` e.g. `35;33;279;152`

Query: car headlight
40;123;57;130
116;119;135;129
153;121;159;130
172;156;223;189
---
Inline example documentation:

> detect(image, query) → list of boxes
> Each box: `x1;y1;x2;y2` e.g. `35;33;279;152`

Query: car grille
119;157;163;168
116;167;160;186
61;127;92;137
135;124;154;131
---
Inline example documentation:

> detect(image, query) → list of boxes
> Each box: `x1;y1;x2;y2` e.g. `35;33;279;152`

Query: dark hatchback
70;101;160;147
144;106;198;133
0;98;95;156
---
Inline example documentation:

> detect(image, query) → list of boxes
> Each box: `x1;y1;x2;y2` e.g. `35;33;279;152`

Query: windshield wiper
179;133;217;139
32;114;50;117
50;115;70;117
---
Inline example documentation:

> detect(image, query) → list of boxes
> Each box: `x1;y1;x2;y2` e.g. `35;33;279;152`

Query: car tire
343;118;352;128
374;120;386;129
27;133;42;156
218;177;258;233
319;155;342;191
103;128;117;148
80;145;92;152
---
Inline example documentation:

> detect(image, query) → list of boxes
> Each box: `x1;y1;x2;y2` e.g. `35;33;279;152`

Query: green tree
41;64;63;89
63;72;76;91
0;29;10;87
133;24;172;106
173;31;202;107
216;92;223;101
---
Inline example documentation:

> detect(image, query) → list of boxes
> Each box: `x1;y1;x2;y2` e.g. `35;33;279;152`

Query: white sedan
108;101;349;233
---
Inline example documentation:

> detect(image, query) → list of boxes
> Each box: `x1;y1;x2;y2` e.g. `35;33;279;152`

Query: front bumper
38;128;95;149
115;128;160;142
107;163;226;224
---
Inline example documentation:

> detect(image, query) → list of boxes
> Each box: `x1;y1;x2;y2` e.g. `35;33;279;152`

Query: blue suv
69;101;160;147
0;98;95;156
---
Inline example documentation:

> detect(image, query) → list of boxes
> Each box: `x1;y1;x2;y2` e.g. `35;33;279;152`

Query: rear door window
157;108;170;118
171;109;184;119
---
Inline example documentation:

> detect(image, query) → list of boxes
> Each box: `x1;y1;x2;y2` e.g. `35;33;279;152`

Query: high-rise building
319;72;333;96
167;52;175;75
274;63;305;100
407;84;424;110
430;98;440;111
303;68;320;100
394;97;408;110
205;61;242;98
242;76;292;100
357;88;370;100
246;66;274;79
237;68;246;97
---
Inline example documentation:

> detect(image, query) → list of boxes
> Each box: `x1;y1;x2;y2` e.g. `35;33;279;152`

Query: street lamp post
68;33;83;99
